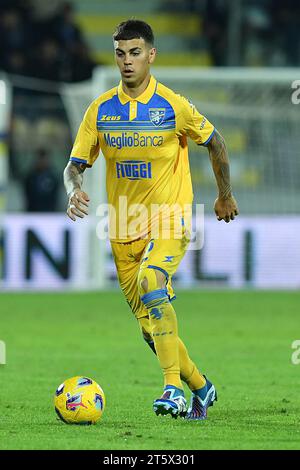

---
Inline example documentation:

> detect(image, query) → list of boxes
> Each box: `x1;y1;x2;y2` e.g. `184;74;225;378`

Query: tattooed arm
207;130;239;223
63;161;90;221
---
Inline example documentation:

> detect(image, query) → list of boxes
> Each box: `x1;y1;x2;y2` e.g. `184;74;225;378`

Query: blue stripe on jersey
96;92;176;131
97;120;176;125
202;128;215;146
98;127;174;130
97;126;175;132
70;157;87;164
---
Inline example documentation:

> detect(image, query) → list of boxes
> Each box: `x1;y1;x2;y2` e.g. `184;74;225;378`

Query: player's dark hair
113;19;154;46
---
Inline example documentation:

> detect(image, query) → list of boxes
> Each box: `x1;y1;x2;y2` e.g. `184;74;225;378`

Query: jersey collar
117;75;157;104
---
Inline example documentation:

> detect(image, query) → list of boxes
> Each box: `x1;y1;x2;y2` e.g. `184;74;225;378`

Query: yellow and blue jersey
70;75;215;242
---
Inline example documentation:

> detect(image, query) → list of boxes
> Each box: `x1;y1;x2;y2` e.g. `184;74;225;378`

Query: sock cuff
141;289;168;307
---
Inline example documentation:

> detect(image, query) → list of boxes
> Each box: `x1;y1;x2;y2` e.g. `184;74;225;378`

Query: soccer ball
54;376;105;425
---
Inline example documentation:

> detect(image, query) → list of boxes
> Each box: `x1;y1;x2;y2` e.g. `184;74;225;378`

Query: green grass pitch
0;290;300;450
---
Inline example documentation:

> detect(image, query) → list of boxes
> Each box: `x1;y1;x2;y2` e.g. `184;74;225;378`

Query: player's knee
140;276;148;293
138;268;157;295
138;268;166;295
155;270;166;289
138;268;169;311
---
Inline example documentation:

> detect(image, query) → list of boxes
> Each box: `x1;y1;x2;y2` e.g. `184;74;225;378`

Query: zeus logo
116;161;152;180
100;115;121;121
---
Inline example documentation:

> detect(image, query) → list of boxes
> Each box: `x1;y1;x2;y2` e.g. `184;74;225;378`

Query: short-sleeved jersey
70;75;215;242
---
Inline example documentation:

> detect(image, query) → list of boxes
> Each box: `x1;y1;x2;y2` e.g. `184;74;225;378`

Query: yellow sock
178;338;206;390
138;315;206;390
149;302;182;389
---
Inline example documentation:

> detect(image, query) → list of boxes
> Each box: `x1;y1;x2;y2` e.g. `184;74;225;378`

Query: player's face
114;38;156;86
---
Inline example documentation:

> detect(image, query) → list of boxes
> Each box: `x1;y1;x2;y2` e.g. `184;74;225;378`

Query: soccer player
63;20;239;420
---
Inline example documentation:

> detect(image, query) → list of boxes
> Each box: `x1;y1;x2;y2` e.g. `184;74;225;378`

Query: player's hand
67;189;90;221
214;195;239;223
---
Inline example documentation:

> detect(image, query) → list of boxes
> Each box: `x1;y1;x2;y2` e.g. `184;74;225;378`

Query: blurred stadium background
1;0;300;291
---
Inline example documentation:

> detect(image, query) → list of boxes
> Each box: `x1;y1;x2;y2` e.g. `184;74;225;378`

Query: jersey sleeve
70;101;100;167
177;95;215;146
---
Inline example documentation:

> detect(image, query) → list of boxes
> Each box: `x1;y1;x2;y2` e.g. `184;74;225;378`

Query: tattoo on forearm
63;162;86;197
208;130;232;199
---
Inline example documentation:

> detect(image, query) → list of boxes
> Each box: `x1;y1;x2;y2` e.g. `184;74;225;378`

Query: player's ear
148;47;156;64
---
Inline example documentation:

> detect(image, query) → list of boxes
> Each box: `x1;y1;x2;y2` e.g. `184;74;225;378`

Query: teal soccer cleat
153;385;187;419
185;376;217;421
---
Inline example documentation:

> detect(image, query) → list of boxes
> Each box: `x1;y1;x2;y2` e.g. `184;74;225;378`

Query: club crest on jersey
149;108;165;126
